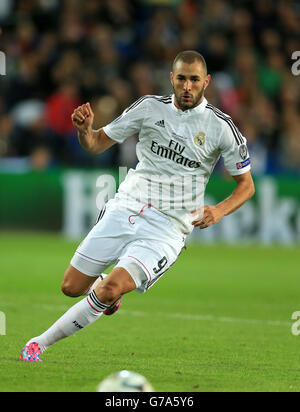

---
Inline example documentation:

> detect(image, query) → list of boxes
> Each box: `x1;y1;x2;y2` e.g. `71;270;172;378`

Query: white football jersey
103;94;251;235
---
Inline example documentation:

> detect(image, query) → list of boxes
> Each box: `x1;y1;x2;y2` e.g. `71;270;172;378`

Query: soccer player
20;51;255;362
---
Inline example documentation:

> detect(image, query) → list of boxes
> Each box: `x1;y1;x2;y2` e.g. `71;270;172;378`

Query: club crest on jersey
194;132;206;147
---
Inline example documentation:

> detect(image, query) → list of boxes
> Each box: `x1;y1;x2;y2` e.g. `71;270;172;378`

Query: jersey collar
171;94;207;115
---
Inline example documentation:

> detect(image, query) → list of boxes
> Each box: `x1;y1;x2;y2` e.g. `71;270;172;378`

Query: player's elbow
91;130;116;154
86;146;102;155
248;180;255;199
83;143;106;155
93;146;106;155
243;173;255;200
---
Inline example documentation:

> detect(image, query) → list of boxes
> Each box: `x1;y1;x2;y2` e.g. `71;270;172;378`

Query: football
97;370;154;392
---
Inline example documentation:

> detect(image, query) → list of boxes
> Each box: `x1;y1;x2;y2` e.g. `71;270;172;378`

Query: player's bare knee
61;282;74;297
61;281;81;297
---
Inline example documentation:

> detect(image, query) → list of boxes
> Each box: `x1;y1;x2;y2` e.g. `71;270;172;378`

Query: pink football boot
103;296;122;315
20;341;43;362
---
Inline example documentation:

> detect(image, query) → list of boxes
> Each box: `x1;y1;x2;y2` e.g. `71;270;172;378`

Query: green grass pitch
0;232;300;392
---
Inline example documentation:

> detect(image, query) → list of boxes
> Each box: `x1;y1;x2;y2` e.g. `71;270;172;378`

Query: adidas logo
155;120;165;128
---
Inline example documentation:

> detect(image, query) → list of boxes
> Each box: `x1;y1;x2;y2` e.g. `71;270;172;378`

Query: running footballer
20;51;255;362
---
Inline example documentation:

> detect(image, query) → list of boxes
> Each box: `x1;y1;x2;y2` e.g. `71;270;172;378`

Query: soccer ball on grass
97;370;154;392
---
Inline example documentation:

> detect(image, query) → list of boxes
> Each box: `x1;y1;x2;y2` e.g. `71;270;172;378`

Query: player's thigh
66;200;130;295
61;264;97;297
115;236;185;294
71;200;130;274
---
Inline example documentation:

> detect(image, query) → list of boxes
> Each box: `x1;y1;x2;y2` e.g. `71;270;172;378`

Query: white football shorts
70;197;186;293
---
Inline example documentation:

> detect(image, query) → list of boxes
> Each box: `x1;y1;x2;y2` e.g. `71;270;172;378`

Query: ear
205;74;211;89
170;72;174;86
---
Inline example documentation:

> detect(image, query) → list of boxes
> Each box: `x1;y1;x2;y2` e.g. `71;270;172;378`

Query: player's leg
61;198;130;299
20;266;136;362
113;207;187;295
93;266;137;305
60;264;110;306
60;264;99;297
20;199;133;361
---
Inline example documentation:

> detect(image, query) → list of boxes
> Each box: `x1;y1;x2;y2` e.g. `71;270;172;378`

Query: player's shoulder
125;94;172;113
205;102;242;134
205;102;233;125
205;102;244;145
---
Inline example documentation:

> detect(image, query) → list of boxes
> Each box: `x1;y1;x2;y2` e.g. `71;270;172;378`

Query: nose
183;80;192;91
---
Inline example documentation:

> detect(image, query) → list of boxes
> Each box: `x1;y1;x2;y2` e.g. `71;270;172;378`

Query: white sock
30;291;110;352
83;273;108;296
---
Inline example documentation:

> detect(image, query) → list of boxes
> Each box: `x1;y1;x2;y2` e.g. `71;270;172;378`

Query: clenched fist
71;102;94;131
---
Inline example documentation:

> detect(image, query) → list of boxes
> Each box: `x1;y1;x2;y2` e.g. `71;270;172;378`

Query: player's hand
191;205;224;229
71;103;94;132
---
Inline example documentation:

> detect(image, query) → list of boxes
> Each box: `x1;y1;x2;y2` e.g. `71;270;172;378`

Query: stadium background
1;0;300;394
0;0;299;244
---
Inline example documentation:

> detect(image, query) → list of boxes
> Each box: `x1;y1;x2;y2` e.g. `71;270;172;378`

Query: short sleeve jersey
103;94;251;235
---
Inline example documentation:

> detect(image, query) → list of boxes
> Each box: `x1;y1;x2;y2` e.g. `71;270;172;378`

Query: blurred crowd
0;0;300;175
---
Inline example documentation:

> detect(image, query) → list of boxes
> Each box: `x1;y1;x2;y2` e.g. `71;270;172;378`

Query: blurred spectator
45;80;82;162
129;62;158;96
4;52;44;110
280;112;300;173
45;80;81;137
0;0;299;175
0;114;14;157
29;145;54;172
240;119;269;176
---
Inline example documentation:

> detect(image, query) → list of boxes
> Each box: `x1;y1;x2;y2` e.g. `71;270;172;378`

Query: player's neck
173;94;205;112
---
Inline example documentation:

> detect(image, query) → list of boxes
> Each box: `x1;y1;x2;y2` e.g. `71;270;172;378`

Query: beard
173;84;206;111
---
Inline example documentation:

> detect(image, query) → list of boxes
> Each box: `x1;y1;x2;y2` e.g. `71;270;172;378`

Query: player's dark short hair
172;51;207;75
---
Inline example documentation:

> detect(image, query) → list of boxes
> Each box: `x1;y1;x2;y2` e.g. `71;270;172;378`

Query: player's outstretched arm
71;102;117;154
192;171;255;229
